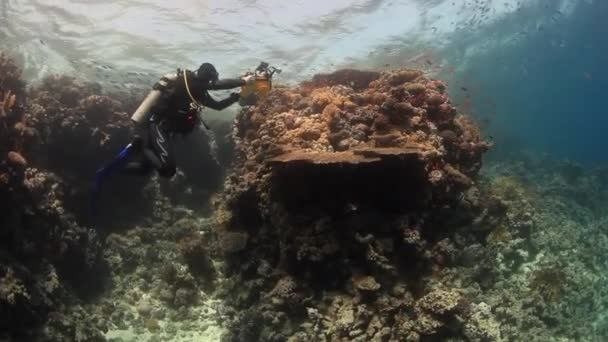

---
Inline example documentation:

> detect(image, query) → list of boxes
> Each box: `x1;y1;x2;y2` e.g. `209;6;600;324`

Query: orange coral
7;151;27;168
0;90;16;118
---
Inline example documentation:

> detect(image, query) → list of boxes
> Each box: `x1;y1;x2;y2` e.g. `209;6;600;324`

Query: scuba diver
91;62;281;212
90;63;254;210
109;63;254;178
123;62;253;178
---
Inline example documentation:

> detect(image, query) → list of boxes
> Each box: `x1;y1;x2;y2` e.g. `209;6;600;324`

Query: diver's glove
242;74;255;85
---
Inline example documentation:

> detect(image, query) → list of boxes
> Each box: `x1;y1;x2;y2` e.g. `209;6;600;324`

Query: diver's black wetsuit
125;69;244;178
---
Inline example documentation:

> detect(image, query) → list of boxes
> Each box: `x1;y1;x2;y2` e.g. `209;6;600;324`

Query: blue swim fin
89;143;135;215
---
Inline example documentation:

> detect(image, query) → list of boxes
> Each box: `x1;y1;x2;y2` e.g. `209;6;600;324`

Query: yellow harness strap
182;69;211;129
183;69;202;109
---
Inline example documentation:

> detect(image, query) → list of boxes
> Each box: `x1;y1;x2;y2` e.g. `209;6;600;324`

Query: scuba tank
131;72;178;124
239;62;281;106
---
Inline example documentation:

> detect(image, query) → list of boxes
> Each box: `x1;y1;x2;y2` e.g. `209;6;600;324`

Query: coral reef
215;68;493;341
225;67;490;217
210;69;608;342
25;74;149;223
0;52;225;341
3;48;608;342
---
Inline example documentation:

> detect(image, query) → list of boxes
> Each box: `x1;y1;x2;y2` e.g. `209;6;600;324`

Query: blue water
441;0;608;164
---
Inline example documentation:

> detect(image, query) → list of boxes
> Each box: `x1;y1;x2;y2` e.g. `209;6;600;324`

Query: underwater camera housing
239;62;281;106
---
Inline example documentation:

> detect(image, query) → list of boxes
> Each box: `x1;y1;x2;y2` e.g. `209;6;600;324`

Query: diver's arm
208;78;246;90
204;92;240;111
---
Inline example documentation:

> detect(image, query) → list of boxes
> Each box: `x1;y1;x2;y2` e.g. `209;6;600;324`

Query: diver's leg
148;121;176;178
117;136;153;176
122;161;153;175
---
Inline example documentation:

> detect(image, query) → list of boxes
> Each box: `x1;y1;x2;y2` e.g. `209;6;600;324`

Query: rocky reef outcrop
0;52;225;341
0;52;108;341
214;68;493;341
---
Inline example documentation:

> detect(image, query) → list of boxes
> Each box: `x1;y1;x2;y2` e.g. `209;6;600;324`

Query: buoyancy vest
152;69;206;134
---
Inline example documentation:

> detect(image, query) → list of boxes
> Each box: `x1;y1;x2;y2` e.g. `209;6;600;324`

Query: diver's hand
242;74;255;85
